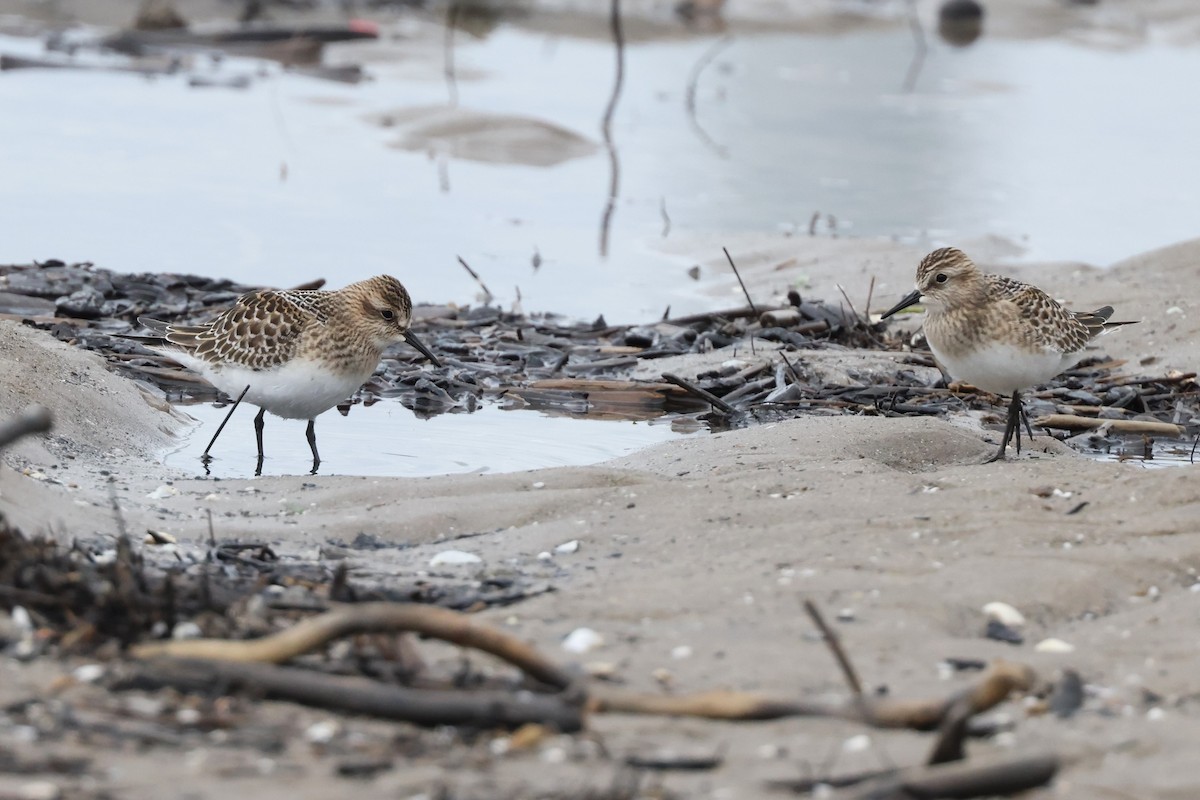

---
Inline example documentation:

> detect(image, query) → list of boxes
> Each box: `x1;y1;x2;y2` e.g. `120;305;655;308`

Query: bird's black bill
880;289;924;320
404;330;443;368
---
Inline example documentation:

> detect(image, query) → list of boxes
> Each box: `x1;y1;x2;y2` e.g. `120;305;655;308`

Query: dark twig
926;696;973;765
684;34;732;157
835;283;862;327
122;658;583;732
803;599;863;697
456;256;495;305
0;405;52;450
723;247;758;315
661;372;737;414
598;0;625;257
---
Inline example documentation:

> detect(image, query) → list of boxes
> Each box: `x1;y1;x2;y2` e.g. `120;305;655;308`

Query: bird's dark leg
306;419;320;475
1020;402;1035;443
984;391;1023;464
254;407;266;477
201;385;250;466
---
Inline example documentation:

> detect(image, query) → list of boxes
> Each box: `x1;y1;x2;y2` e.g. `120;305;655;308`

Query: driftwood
589;659;1033;730
129;601;575;690
0;406;52;450
1035;414;1184;436
120;658;584;732
770;753;1059;797
128;600;1035;738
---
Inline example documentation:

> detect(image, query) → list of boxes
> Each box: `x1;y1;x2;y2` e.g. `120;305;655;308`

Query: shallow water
3;22;1200;323
164;400;692;478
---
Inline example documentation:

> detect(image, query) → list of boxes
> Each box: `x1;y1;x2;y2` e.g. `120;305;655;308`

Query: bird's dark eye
381;309;396;321
935;273;948;284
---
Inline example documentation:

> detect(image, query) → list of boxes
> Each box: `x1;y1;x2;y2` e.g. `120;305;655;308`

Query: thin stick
835;283;861;326
661;372;736;414
202;385;250;461
456;256;494;305
779;353;802;385
722;247;758;315
864;275;876;320
684;34;732;157
803;599;863;697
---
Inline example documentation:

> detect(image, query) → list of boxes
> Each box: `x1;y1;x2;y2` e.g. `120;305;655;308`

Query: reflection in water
684;34;732;158
902;0;928;92
598;0;625;258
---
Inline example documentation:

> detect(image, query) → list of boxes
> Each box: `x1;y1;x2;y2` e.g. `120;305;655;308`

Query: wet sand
2;236;1200;799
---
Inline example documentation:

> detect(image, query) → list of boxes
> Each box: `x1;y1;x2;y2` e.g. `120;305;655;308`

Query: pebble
146;484;178;500
72;664;105;683
585;662;618;679
982;601;1025;628
428;549;482;566
836;608;855;622
171;621;203;640
554;539;580;555
1034;638;1076;654
561;627;604;654
985;620;1025;645
841;734;871;753
305;719;341;744
670;645;693;660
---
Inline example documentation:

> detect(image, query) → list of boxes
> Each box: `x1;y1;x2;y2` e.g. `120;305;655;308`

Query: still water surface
3;18;1198;475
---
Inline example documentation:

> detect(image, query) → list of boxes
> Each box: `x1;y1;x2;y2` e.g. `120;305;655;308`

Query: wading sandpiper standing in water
140;275;441;475
880;247;1134;462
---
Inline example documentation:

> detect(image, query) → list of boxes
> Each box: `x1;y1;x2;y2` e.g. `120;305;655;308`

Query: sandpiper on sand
140;275;441;475
881;247;1134;462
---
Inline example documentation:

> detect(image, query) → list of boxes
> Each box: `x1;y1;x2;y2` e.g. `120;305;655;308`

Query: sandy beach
3;1;1200;797
2;234;1199;799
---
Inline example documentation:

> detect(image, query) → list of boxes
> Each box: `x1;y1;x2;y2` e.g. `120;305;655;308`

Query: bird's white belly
930;340;1077;395
170;352;370;420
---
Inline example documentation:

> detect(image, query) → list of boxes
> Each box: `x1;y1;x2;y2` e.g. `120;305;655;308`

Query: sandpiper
140;275;441;475
880;247;1134;462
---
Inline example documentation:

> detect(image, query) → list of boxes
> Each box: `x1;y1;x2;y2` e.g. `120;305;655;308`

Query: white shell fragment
554;540;580;555
145;485;178;500
561;627;604;654
72;664;106;684
429;549;483;566
1034;638;1076;654
983;602;1026;628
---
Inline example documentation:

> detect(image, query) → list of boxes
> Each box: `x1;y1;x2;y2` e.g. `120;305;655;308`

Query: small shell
983;601;1026;628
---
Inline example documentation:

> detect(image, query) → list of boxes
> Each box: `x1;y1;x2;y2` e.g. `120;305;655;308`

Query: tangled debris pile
1;260;1196;460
